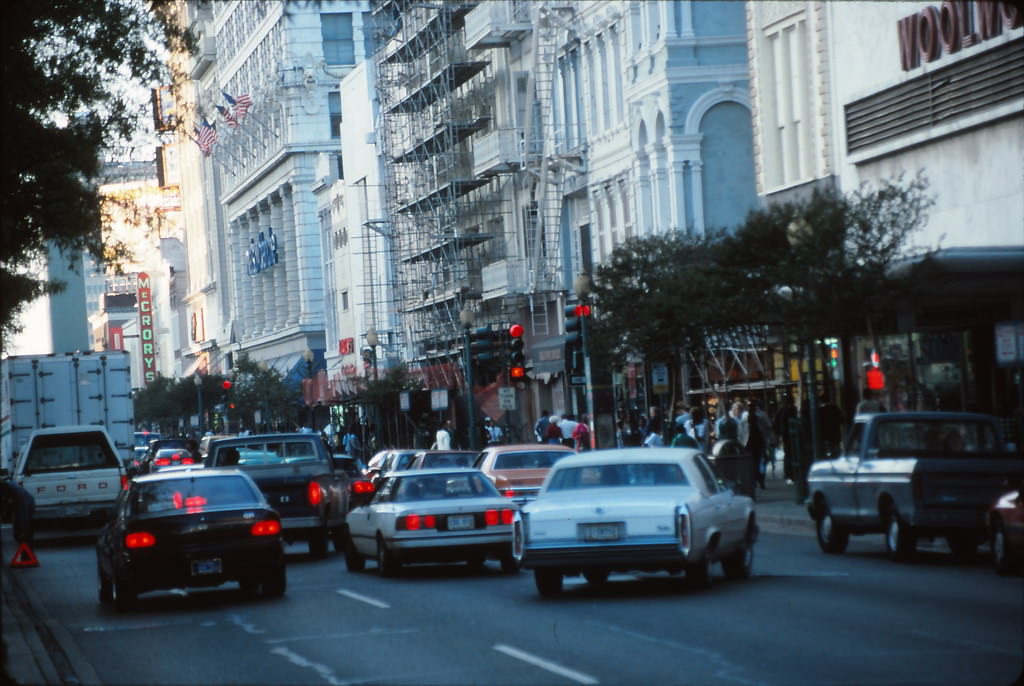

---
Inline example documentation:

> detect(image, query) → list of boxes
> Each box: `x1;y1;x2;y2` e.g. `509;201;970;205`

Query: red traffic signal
574;304;591;317
508;323;524;338
222;380;232;391
510;366;526;379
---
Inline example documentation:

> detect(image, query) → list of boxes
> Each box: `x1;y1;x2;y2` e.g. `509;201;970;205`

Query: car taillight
485;509;516;526
307;481;323;506
181;457;195;465
350;480;375;495
398;513;437;530
155;457;171;466
125;532;156;548
677;507;691;555
251;520;281;536
503;489;515;498
120;475;129;490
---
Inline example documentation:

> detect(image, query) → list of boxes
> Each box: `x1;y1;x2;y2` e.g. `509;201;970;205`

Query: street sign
570;375;587;386
498;387;516;410
652;364;669;394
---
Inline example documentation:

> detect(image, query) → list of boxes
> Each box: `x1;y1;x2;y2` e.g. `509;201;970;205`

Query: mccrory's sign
897;1;1021;71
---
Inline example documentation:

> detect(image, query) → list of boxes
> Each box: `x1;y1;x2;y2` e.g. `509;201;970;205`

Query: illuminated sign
137;273;158;384
246;227;279;275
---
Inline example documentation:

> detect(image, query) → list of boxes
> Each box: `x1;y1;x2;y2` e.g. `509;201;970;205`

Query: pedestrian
733;401;749;447
684;405;710;452
643;426;665;447
746;400;774;488
534;410;551;443
558;414;578;448
670;428;698;448
544;415;564;445
572;415;592;452
716;402;739;442
483;417;503;445
818;393;845;457
856;388;886;414
433;419;452;450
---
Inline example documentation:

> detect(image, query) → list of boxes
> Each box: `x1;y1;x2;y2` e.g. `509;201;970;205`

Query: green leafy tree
229;355;301;432
1;1;189;347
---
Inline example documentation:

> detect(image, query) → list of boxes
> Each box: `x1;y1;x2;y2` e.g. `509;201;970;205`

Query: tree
1;1;188;347
227;355;301;433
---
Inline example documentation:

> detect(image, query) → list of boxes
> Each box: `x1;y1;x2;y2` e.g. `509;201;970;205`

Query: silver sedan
343;468;523;576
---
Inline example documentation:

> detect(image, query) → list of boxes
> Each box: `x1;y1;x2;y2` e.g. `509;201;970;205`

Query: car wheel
309;529;329;558
112;573;137;611
262;565;287;597
534;569;562;596
992;520;1014;575
947;533;980;562
345;531;366;572
97;565;113;605
376;536;400;577
815;505;850;554
686;556;712;588
885;510;916;561
583;569;609;585
721;545;754;580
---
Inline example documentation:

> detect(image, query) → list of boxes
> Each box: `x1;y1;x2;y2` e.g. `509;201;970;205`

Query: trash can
710;439;756;498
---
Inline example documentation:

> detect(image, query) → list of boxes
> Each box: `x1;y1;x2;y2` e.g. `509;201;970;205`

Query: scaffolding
372;0;513;374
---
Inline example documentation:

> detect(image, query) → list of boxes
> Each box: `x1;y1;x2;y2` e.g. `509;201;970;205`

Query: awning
530;336;566;376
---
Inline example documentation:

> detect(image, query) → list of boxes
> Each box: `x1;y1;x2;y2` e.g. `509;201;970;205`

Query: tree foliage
1;0;189;347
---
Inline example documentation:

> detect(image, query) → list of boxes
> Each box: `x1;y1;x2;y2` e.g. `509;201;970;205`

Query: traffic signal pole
581;304;595;450
464;326;476;451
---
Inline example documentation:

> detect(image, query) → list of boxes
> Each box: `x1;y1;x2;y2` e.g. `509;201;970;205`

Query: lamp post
365;328;379;381
303;348;314;430
573;273;595;449
787;217;818;501
459;306;477;451
193;374;203;436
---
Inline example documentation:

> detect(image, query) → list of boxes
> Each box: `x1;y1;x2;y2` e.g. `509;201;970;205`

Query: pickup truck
807;411;1022;561
10;425;127;529
205;433;352;557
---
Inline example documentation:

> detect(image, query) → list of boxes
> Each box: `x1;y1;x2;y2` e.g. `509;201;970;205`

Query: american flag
223;91;252;121
216;104;239;127
193;118;217;156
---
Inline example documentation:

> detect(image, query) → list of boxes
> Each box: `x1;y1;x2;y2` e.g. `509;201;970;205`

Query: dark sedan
96;469;286;610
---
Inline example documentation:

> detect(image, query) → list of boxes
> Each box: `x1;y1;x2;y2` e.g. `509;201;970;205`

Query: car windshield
546;463;688;491
419;452;473;468
214;441;321;466
876;420;1001;455
393;472;499;501
494;451;568;469
134;433;161;448
134;475;260;514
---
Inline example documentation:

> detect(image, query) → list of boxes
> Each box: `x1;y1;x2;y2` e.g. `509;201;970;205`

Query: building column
281;184;301;327
248;206;267;337
634;157;654;236
690;160;705;235
268;189;285;332
233;217;255;341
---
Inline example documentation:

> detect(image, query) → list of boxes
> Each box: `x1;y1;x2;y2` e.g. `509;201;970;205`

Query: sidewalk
754;468;815;533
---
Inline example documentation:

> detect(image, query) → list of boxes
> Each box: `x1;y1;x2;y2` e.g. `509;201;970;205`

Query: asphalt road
4;521;1022;686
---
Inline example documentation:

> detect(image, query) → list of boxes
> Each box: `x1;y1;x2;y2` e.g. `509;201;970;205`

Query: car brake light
501;509;515;525
251;520;281;536
155;457;171;466
126;532;156;548
351;480;375;495
120;475;129;490
483;509;515;526
308;481;323;506
398;513;436;530
503;489;515;498
181;457;195;465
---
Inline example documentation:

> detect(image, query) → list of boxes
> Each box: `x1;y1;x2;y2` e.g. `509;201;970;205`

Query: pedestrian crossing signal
9;542;39;568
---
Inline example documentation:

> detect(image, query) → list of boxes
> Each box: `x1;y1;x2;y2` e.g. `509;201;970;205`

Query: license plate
191;558;222;576
447;514;475;530
581;523;622;542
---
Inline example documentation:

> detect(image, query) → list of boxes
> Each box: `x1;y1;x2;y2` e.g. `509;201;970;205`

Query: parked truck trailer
1;351;134;472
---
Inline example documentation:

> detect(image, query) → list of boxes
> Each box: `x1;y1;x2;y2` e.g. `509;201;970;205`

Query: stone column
268;189;285;332
249;206;267;337
690;160;705;235
281;184;301;327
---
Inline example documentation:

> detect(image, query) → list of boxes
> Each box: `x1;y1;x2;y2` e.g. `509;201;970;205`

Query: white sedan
343;468;523;576
521;448;757;595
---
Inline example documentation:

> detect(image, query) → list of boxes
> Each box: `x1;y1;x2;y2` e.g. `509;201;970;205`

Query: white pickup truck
10;425;126;529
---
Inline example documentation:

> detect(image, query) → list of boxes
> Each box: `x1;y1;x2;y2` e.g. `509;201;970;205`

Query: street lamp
303;348;314;430
573;273;595;449
365;328;379;381
193;374;203;436
459;306;477;451
787;217;819;502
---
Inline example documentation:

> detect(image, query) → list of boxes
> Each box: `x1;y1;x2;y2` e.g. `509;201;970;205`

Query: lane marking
270;646;346;686
493;643;599;685
336;589;390;608
265;628;417;645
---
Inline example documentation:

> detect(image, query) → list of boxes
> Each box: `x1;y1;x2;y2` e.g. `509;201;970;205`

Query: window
328;91;342;139
341;290;349;311
321;13;355;65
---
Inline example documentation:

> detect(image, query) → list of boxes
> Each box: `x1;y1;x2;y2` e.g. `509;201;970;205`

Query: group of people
533;410;592;452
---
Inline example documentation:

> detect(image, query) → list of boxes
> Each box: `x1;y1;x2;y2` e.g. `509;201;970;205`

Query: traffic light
829;341;839;368
507;323;526;381
470;326;500;383
221;379;235;409
564;303;590;383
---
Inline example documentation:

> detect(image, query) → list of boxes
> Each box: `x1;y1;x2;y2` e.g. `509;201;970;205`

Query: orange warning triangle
9;542;39;568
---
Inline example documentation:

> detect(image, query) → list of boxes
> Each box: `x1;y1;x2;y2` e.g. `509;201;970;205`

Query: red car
989;484;1024;575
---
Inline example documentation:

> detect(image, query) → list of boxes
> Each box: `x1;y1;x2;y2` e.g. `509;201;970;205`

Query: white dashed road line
493;643;599;685
336;589;391;609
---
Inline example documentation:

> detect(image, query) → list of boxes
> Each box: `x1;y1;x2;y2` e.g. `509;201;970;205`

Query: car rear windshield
213;440;323;466
494;451;568;470
134;475;261;515
392;472;499;501
876;420;1002;455
419;452;473;468
23;432;120;474
547;463;688;491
